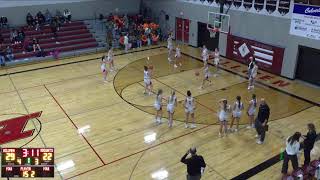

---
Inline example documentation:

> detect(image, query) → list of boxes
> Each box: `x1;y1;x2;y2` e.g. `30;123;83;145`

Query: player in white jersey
154;89;163;124
143;66;153;95
213;48;220;73
167;33;173;61
199;62;212;89
201;45;209;64
167;90;177;128
184;90;196;129
106;48;115;71
174;45;182;68
218;99;231;137
229;96;244;132
248;58;258;90
247;94;257;128
100;56;108;82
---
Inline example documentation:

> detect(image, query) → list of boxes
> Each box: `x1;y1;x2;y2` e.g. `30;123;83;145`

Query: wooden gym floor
0;44;319;180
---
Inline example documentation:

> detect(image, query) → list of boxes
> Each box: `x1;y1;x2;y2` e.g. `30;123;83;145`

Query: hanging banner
290;4;320;40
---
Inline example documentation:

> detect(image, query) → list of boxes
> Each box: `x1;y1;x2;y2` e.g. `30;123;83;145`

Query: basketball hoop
209;28;220;38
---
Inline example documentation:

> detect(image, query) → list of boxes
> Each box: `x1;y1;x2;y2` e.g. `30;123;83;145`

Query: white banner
290;4;320;40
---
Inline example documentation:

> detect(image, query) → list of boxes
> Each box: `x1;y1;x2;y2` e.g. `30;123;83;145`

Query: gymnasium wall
0;0;140;26
146;0;320;79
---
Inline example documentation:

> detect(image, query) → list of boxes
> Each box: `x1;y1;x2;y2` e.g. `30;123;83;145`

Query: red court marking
43;85;106;165
65;124;211;180
0;112;42;145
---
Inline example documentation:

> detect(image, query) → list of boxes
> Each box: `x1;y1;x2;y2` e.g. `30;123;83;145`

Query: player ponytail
236;96;241;109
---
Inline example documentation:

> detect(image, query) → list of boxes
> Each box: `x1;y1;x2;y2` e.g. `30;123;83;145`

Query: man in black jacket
181;147;206;180
255;98;270;144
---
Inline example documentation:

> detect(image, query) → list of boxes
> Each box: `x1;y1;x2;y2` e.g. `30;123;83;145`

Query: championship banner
290;4;320;40
226;34;285;75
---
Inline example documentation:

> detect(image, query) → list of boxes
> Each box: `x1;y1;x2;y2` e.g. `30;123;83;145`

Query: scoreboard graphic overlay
1;148;54;178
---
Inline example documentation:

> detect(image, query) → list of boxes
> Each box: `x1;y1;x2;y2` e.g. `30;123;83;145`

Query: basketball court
0;0;320;179
0;42;319;179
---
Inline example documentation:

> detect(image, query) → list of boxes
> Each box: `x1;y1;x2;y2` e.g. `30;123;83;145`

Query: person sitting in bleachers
34;16;41;31
0;33;4;47
26;13;34;27
0;16;8;29
10;29;18;45
23;37;32;53
64;9;72;23
0;47;5;66
17;29;25;44
32;38;41;52
5;46;14;61
44;9;52;24
36;11;45;25
56;10;64;23
50;20;59;44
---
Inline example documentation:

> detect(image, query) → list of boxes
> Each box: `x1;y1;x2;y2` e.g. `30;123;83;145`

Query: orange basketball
195;71;200;76
149;65;154;70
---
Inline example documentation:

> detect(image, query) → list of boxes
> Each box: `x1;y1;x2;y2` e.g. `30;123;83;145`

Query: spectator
23;37;33;53
26;13;34;27
50;21;59;44
303;123;317;166
124;33;129;53
34;16;41;31
63;9;72;23
0;16;8;28
44;9;52;24
17;29;25;44
53;16;61;31
10;29;18;44
5;46;14;61
281;132;302;178
0;47;5;66
56;9;64;22
0;33;4;47
32;38;41;52
255;98;270;144
136;32;142;48
181;147;206;180
36;11;45;25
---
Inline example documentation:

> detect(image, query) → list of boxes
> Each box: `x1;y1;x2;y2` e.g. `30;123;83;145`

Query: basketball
149;65;154;70
195;71;200;76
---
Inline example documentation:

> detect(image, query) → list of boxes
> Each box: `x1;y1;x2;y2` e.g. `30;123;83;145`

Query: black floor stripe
231;154;281;180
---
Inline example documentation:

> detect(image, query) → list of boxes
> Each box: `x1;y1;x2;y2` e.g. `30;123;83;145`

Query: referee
181;147;206;180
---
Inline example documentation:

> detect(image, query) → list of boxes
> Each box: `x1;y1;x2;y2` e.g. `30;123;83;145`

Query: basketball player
247;94;257;128
124;33;129;53
213;48;220;73
143;66;153;95
201;45;209;65
154;89;163;124
199;62;212;89
229;96;244;132
106;48;115;71
218;99;231;137
167;90;177;128
174;45;182;68
167;33;173;61
100;56;108;82
248;58;258;90
184;90;196;129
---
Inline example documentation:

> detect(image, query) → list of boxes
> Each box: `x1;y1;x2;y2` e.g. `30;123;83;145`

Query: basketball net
209;28;220;38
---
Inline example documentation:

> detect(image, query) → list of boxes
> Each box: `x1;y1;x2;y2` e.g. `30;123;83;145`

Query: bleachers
0;21;98;61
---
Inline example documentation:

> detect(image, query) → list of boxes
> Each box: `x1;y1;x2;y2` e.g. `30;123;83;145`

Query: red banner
226;34;284;75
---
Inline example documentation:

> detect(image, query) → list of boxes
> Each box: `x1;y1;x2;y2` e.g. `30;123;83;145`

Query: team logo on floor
0;112;42;146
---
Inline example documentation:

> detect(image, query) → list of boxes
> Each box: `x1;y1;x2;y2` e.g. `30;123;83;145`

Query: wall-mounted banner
290;4;320;40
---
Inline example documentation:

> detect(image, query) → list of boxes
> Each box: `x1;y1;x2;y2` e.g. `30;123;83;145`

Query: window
243;0;253;10
266;0;276;13
254;0;265;11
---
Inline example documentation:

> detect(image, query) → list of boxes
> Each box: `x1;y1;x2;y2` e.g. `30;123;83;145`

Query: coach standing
255;98;270;145
181;147;206;180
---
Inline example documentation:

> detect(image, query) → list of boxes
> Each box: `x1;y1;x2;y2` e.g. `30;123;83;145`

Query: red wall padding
226;34;285;75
